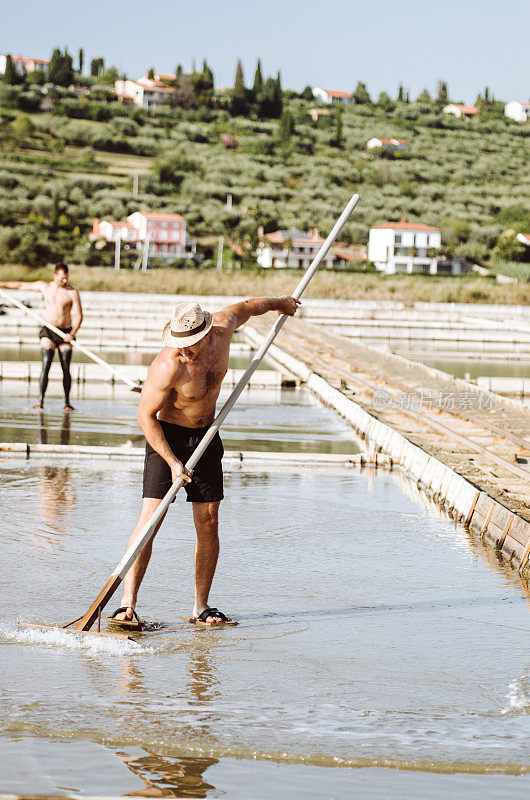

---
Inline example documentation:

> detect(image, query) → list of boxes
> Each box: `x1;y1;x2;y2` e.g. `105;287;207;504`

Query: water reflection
36;463;75;532
38;409;71;446
117;749;217;798
113;642;221;797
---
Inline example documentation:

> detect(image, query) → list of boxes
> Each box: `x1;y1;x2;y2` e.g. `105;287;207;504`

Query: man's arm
64;289;83;341
0;280;46;293
137;359;192;485
216;296;301;334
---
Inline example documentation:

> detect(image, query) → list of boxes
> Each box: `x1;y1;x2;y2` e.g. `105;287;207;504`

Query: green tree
11;114;34;140
78;48;84;74
277;108;295;147
300;85;314;101
493;230;528;262
176;64;183;79
252;59;263;98
147;67;155;80
377;91;395;112
90;57;104;77
274;71;284;117
3;54;18;85
397;84;405;102
48;48;73;86
258;76;282;118
191;59;214;107
230;59;249;116
333;104;343;147
417;88;432;103
436;80;449;105
353;81;371;104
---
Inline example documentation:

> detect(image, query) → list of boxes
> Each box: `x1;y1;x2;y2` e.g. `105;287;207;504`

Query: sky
3;0;529;103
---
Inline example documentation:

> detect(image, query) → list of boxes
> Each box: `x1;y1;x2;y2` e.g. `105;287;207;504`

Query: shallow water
0;345;263;372
0;458;528;796
0;384;360;455
411;357;530;380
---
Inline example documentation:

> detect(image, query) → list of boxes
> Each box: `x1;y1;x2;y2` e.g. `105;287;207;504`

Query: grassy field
1;264;527;304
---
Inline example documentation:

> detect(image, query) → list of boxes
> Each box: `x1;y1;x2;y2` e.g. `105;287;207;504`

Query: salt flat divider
75;193;360;631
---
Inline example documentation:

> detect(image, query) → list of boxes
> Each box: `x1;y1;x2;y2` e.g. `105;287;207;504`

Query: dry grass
0;264;528;305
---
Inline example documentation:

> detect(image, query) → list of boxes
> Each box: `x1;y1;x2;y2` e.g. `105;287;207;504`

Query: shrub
0;225;62;267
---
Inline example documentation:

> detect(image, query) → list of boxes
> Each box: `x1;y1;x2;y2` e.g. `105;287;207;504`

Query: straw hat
162;302;213;348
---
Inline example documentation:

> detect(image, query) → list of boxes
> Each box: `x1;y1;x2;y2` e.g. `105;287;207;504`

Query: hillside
0;92;529;273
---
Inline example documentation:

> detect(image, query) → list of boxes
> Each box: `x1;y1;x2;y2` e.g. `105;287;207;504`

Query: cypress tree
278;108;295;146
253;59;263;97
436;80;449;105
273;71;283;118
334;104;343;147
48;48;63;85
230;59;248;116
397;84;404;102
78;48;84;75
3;54;17;85
147;67;155;79
353;81;371;104
90;57;104;77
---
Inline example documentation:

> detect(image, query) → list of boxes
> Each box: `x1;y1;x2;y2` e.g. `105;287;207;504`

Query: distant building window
395;234;402;244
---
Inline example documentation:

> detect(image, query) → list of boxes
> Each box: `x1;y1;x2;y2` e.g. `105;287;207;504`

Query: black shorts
143;420;224;504
39;326;73;347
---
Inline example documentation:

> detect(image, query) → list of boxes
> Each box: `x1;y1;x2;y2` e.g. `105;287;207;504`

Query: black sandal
106;607;144;630
183;607;238;626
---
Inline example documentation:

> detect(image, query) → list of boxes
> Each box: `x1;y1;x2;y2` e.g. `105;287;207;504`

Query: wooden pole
0;287;141;392
75;193;361;631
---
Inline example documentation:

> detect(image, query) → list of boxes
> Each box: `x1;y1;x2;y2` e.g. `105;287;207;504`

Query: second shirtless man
109;295;300;629
0;263;83;411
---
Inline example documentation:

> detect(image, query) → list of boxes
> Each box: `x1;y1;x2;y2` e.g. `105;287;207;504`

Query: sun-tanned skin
0;269;83;411
116;295;300;625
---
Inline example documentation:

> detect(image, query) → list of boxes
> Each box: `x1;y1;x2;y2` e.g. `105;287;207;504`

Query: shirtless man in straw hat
0;263;83;412
109;296;300;629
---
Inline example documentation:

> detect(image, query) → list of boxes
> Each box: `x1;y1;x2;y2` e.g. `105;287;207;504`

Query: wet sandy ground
0;459;528;797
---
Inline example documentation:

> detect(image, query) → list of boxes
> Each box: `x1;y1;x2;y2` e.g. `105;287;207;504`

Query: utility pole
114;231;121;270
217;236;224;271
141;232;151;272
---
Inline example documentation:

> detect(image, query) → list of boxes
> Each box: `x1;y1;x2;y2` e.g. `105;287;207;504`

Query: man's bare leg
192;500;222;623
115;497;167;621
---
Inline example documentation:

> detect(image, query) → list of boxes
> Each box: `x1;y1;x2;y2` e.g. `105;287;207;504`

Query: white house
115;77;176;109
91;219;137;243
505;101;530;122
443;104;478;119
128;210;188;260
517;233;530;246
312;87;353;105
368;219;471;275
0;54;50;76
367;137;408;153
257;228;334;270
92;211;193;262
